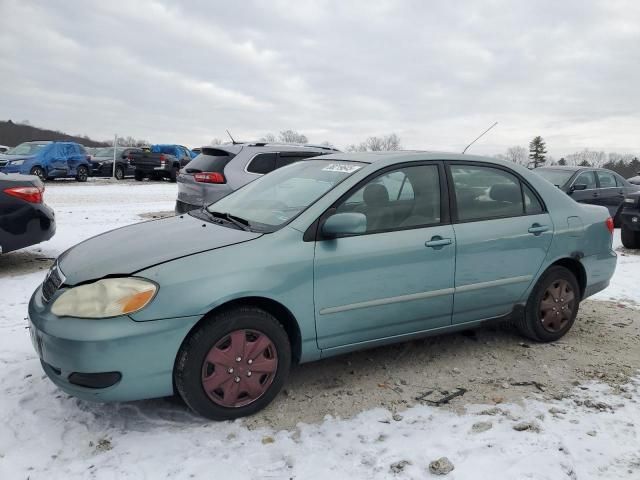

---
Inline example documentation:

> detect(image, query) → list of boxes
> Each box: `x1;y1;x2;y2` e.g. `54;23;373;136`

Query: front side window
207;160;364;231
574;171;597;189
6;142;49;156
451;165;531;221
247;153;277;174
596;170;616;188
336;165;441;232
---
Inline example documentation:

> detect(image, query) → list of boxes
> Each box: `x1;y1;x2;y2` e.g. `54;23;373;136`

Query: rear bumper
581;249;617;299
620;210;640;231
0;202;56;254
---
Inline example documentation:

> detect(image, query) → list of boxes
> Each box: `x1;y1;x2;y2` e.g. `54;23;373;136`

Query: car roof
316;151;506;164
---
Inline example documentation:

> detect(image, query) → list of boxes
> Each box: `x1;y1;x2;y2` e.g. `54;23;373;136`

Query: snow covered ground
0;181;639;479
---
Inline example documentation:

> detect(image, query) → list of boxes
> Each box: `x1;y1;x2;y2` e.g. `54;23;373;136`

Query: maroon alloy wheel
539;279;575;333
201;329;278;408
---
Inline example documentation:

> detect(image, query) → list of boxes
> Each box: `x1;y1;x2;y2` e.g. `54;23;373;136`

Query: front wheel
30;166;46;182
76;165;88;182
621;225;640;249
114;165;125;180
169;168;178;183
515;266;580;342
134;170;145;181
175;307;291;420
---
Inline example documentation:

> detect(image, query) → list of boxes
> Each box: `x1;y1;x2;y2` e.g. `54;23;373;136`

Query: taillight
194;172;225;184
605;217;614;234
4;186;44;204
159;154;165;161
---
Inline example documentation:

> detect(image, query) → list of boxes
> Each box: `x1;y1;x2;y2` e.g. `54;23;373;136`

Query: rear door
448;163;553;324
46;144;68;176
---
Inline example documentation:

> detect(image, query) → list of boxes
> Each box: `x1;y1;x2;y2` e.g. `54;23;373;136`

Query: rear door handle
528;224;550;235
425;236;452;248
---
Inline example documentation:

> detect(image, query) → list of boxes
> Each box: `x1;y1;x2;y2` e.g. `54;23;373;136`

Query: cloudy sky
1;0;639;156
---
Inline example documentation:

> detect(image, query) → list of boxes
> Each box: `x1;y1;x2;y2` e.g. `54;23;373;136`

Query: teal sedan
28;152;617;420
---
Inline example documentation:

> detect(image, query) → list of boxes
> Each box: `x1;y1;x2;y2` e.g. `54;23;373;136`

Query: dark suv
175;142;339;213
535;166;640;225
620;191;640;248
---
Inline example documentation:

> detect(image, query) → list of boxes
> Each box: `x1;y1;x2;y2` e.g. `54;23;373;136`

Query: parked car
175;142;340;213
627;173;640;186
90;147;139;179
129;144;193;182
1;173;55;254
620;191;640;248
28;152;616;420
534;166;640;226
0;141;91;182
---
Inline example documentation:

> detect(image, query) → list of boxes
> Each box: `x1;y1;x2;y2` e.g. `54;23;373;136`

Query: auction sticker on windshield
322;163;362;173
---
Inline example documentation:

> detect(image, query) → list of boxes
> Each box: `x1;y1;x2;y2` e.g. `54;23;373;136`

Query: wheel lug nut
234;376;240;383
236;357;242;362
247;359;253;365
247;371;252;377
228;368;234;374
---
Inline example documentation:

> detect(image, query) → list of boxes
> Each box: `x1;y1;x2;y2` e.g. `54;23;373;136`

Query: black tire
621;225;640;249
169;168;178;183
134;170;145;181
175;307;291;421
515;266;580;342
30;166;46;182
76;165;88;182
115;165;125;180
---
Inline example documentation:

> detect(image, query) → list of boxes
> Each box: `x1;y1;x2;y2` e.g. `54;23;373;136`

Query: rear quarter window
185;148;235;173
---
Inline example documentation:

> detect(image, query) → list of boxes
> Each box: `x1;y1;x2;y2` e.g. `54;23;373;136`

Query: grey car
175;142;339;213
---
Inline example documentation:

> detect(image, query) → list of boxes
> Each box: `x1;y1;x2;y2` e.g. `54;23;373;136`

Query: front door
595;170;624;217
448;164;553;324
314;163;455;350
569;170;599;206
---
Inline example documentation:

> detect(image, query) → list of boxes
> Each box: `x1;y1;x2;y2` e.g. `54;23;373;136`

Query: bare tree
346;133;402;152
278;129;308;144
210;138;222;145
565;149;607;168
502;146;528;165
260;133;277;143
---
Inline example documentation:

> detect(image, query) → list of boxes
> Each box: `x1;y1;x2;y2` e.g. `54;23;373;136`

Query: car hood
58;213;262;285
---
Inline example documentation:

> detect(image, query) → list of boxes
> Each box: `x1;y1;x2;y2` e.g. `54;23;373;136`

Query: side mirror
570;184;587;193
321;212;367;238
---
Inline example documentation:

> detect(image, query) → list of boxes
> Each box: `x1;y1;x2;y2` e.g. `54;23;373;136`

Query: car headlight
9;160;24;166
51;277;158;318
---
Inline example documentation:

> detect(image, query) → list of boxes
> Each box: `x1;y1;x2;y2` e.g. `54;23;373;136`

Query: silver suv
175;142;339;213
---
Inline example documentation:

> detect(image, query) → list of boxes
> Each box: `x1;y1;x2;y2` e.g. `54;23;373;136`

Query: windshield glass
534;168;574;187
206;159;364;231
6;142;49;156
94;147;118;157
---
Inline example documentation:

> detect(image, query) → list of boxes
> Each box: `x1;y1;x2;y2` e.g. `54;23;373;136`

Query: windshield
534;168;574;187
6;142;49;156
94;147;119;157
206;159;364;231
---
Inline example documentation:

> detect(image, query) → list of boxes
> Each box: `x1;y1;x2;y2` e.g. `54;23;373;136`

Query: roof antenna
226;129;238;144
462;121;498;154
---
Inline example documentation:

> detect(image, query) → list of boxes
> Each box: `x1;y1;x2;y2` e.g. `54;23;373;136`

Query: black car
535;166;640;225
0;173;55;254
620;191;640;248
90;147;139;179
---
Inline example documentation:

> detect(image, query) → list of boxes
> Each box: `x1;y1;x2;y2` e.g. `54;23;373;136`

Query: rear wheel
76;165;88;182
30;166;46;182
515;266;580;342
114;165;125;180
134;170;145;181
169;168;178;183
621;225;640;248
175;307;291;420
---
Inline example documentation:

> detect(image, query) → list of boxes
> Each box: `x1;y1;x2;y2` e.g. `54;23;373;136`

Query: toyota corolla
28;152;616;420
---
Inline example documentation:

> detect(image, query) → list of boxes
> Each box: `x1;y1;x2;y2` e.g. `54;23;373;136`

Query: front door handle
425;236;452;248
528;224;550;235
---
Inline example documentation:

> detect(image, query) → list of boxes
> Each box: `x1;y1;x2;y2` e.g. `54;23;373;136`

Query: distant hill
0;120;109;147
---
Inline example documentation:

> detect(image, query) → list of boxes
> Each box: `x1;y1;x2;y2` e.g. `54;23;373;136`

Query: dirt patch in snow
239;299;640;430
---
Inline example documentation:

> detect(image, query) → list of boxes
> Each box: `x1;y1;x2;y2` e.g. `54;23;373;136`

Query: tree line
495;136;640;178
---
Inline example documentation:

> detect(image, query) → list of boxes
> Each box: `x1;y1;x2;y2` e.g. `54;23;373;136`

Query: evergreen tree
557;157;567;166
578;159;591;167
528;136;547;168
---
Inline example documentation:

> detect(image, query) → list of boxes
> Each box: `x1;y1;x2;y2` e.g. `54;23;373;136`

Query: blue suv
0;141;91;182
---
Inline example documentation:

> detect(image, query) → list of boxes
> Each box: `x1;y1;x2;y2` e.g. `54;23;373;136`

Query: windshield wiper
206;210;251;231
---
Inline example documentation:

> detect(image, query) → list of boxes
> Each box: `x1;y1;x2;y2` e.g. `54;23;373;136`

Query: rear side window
247;153;277;174
596;170;616;188
276;152;323;169
185;148;235;173
450;165;543;221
